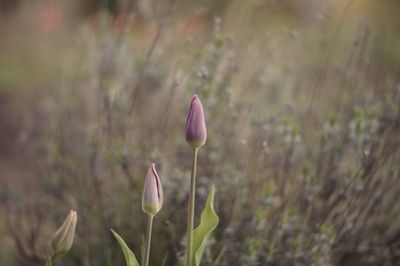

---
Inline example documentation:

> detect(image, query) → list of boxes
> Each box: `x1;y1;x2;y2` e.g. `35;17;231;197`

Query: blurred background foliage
1;0;400;265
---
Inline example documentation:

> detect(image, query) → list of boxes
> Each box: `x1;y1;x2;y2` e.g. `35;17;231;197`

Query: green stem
185;148;198;266
45;256;53;266
143;215;154;266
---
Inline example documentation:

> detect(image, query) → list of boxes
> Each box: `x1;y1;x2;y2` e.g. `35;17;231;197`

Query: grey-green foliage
4;5;400;266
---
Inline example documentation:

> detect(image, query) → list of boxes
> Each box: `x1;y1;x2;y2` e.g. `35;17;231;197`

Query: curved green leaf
192;186;219;266
111;229;140;266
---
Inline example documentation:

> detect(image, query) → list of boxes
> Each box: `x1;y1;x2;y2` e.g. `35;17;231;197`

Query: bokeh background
1;0;400;265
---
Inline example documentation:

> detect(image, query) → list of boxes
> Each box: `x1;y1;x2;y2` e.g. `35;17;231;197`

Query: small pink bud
142;164;163;216
185;95;207;149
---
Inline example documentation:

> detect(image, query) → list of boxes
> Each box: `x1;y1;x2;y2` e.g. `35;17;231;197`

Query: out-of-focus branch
5;206;46;265
129;0;177;112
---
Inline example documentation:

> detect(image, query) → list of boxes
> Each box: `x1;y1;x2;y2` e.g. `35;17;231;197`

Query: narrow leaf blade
111;229;140;266
192;186;219;266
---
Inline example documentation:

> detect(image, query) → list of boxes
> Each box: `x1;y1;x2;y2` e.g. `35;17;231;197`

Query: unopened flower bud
52;210;77;256
142;164;163;216
185;95;207;149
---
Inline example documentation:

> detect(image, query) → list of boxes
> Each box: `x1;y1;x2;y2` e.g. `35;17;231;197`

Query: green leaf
111;229;140;266
192;186;219;266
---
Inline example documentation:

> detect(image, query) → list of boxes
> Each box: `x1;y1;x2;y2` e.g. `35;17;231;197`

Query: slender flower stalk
142;163;163;266
186;147;198;266
143;215;154;266
184;95;207;266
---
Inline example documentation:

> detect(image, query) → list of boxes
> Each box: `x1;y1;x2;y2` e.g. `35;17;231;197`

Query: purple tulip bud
52;210;77;256
142;164;163;216
185;95;207;149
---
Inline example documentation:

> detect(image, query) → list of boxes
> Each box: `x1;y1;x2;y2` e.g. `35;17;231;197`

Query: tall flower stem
143;215;154;266
186;148;198;266
45;256;52;266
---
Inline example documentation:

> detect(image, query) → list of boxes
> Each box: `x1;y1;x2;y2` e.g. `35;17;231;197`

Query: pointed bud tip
70;209;77;217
